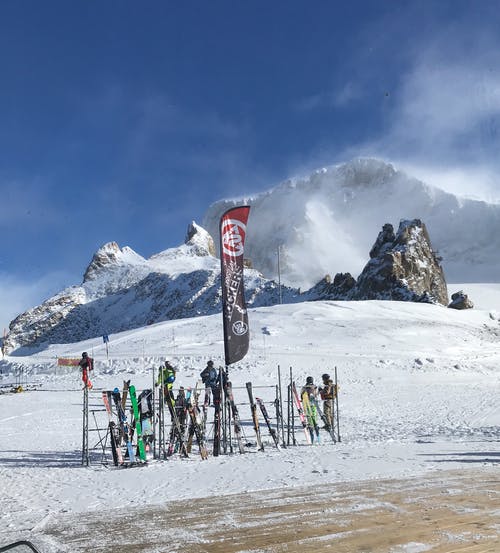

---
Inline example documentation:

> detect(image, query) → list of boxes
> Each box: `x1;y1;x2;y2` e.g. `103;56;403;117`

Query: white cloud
0;271;74;334
335;26;500;203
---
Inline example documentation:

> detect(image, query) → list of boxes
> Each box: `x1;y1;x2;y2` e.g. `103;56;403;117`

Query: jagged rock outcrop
351;219;448;305
448;290;474;310
307;273;356;300
83;242;145;282
185;221;216;257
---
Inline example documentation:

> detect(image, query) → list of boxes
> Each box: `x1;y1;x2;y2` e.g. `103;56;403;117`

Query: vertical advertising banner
220;206;251;366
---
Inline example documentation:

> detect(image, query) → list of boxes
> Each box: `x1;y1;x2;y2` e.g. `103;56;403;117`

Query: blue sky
1;0;500;331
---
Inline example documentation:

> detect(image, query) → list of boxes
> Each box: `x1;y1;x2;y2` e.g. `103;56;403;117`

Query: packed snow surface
1;285;499;550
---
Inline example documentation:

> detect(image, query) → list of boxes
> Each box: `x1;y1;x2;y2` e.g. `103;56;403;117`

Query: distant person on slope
200;360;218;405
319;373;335;431
156;360;176;403
79;352;94;390
301;376;319;437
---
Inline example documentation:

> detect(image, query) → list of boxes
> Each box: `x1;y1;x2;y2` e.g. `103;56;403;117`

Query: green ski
129;384;147;461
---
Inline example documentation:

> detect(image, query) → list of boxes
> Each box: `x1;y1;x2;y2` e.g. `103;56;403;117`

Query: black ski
310;397;336;443
112;388;136;461
164;390;189;458
256;397;280;449
224;380;245;454
102;391;123;466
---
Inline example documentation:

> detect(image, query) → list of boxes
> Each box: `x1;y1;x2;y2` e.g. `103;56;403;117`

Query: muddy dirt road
38;467;499;553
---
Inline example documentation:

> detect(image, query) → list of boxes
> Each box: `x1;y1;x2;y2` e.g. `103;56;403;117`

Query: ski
102;391;123;466
291;382;312;445
164;388;189;458
186;385;209;459
245;382;264;451
255;397;280;449
212;382;222;457
225;380;245;454
111;388;136;462
301;390;320;444
121;379;131;410
138;388;154;456
129;385;147;462
310;396;336;443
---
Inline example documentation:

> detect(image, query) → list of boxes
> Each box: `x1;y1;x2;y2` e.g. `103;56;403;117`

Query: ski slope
0;286;499;551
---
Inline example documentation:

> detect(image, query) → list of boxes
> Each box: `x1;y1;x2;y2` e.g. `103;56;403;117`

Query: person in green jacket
156;360;176;403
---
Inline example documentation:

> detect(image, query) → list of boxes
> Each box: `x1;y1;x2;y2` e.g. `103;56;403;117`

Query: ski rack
80;365;341;466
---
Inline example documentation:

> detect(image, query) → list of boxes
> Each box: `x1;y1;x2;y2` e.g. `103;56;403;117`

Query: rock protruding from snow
185;222;216;257
83;242;145;282
448;290;474;310
353;219;448;305
369;223;396;259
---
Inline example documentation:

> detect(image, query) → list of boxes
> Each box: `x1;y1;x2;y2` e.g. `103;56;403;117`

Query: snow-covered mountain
203;158;500;287
4;223;293;353
5;157;498;353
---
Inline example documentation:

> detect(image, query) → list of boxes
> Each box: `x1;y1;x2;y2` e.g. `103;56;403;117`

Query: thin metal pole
152;366;156;460
82;387;89;466
277;365;286;447
335;366;341;442
277;245;282;305
287;383;291;446
290;366;296;445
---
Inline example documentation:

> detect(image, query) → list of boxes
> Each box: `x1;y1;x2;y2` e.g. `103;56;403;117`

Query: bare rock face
352;219;448;305
185;221;216;257
448;290;474;310
306;272;356;300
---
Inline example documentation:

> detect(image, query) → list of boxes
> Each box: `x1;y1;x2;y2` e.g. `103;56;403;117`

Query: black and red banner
219;206;251;366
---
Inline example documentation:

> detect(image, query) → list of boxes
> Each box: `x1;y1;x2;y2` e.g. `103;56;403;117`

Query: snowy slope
203;158;500;287
1;287;499;551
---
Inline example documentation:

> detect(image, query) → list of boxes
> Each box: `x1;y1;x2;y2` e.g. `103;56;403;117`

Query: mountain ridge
4;158;497;353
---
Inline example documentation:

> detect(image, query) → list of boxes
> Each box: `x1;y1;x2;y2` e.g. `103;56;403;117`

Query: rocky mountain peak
83;242;144;283
184;221;216;257
354;219;448;305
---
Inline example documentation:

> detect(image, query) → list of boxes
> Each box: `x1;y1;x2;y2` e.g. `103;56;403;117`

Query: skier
319;373;335;431
174;386;188;437
156;361;176;403
79;352;93;389
200;360;218;405
301;376;318;400
301;376;319;436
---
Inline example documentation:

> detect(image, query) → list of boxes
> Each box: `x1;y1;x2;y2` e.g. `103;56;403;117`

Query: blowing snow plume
203;158;500;286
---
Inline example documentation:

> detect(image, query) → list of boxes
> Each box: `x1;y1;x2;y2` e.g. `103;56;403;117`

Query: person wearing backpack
319;373;335;431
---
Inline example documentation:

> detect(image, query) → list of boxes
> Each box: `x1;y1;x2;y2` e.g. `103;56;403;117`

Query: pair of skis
246;381;280;450
101;382;147;466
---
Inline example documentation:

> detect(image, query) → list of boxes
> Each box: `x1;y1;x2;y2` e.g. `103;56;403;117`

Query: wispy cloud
333;17;500;202
294;82;363;112
0;270;74;333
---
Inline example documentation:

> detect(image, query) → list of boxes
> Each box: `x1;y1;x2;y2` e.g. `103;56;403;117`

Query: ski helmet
306;376;313;385
82;352;88;358
207;360;214;366
322;373;330;380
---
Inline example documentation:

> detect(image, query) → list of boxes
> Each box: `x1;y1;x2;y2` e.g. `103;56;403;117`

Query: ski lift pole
277;364;286;447
290;366;296;445
335;366;341;442
152;366;156;460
